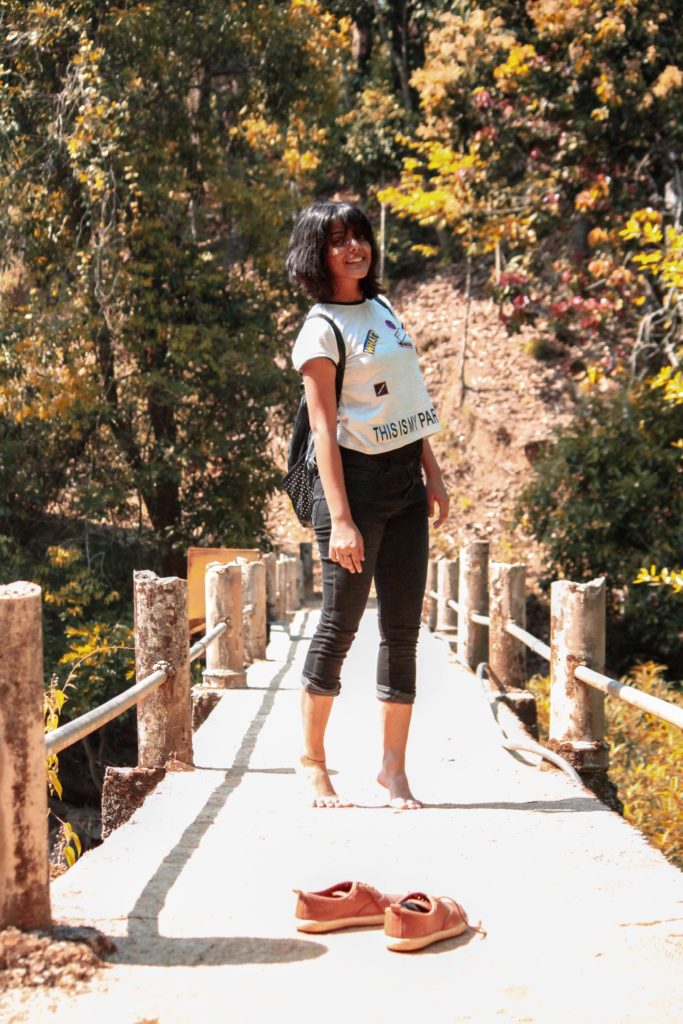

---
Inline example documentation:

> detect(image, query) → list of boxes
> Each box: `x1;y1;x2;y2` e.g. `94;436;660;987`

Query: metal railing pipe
476;663;582;785
574;664;683;732
47;622;227;757
45;666;168;758
189;621;227;663
504;621;551;662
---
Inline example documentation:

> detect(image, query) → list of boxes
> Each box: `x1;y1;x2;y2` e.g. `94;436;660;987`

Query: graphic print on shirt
291;297;441;454
384;318;413;348
372;405;439;443
363;329;380;354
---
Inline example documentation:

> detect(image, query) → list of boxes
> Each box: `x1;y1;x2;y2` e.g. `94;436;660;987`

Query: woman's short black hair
286;200;382;301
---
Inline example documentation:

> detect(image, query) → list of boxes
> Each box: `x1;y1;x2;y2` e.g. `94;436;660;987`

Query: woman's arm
421;438;450;528
302;358;365;573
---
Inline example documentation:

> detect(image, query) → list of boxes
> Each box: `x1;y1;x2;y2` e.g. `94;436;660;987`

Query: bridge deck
15;606;683;1022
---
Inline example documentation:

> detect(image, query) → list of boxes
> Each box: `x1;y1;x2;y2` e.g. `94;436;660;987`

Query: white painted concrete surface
6;605;683;1023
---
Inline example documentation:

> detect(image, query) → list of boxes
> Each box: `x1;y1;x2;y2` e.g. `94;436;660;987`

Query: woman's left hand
426;476;449;528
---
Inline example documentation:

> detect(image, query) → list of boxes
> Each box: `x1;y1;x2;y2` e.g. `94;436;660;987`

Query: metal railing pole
574;664;683;731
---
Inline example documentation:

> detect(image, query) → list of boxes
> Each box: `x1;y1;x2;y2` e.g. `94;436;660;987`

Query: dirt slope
267;266;578;575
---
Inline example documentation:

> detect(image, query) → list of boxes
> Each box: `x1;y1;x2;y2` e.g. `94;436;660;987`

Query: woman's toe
389;796;423;810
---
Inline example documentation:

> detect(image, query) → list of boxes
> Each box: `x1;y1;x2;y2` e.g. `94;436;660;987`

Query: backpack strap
303;313;346;404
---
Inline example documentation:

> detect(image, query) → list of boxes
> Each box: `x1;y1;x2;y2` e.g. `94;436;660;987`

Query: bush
1;526;141;801
517;385;683;672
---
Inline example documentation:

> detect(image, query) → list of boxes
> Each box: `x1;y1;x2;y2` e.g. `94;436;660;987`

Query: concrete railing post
300;542;314;599
436;557;458;636
295;557;304;607
0;582;51;930
243;560;267;661
187;561;248;734
549;577;608;776
489;562;527;687
488;562;536;735
203;562;246;688
287;556;299;615
424;558;438;631
275;556;289;621
134;571;193;768
263;552;277;624
457;541;489;669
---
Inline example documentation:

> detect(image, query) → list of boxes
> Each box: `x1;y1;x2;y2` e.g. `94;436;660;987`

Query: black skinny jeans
303;440;429;704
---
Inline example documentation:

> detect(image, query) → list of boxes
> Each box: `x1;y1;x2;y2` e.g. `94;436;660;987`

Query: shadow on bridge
115;610;312;966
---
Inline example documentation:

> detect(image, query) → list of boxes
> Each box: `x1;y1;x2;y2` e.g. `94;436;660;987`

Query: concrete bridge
6;602;683;1023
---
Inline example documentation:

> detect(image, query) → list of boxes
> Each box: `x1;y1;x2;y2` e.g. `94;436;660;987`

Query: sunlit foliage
517;384;682;671
380;1;683;372
45;673;82;870
0;1;351;574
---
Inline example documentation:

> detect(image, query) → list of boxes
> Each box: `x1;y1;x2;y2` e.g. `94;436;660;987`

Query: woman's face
325;219;372;294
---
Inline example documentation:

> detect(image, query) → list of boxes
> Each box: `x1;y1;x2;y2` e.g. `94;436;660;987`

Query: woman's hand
426;476;450;528
421;439;450;528
330;517;365;573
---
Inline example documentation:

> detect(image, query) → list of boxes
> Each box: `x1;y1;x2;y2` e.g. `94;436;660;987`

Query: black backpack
282;314;346;527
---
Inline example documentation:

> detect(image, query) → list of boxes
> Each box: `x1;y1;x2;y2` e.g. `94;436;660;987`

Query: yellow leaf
47;770;63;800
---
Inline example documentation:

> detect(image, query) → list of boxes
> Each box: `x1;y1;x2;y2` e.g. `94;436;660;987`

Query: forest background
0;2;681;865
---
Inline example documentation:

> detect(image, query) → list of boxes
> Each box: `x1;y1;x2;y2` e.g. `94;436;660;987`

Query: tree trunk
97;324;184;573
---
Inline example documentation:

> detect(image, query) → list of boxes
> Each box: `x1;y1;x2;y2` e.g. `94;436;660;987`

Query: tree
0;0;350;574
517;385;683;672
380;1;683;370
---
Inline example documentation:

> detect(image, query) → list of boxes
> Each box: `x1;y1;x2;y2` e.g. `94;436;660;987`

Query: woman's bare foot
299;755;353;808
378;703;422;809
377;767;423;810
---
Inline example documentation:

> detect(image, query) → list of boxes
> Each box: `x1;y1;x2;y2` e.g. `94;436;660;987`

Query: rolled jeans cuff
302;674;341;698
376;684;415;705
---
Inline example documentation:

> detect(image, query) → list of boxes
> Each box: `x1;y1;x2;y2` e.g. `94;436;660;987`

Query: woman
286;200;449;809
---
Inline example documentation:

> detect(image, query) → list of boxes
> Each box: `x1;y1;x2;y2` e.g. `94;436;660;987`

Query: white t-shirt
291;296;441;455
